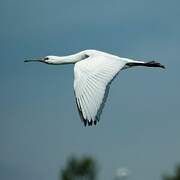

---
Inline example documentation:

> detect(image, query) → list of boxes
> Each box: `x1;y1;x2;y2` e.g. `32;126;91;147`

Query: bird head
24;56;59;64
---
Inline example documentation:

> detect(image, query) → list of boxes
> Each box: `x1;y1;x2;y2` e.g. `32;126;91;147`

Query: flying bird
24;50;165;126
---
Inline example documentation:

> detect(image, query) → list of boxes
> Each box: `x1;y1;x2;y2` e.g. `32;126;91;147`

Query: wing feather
74;55;126;126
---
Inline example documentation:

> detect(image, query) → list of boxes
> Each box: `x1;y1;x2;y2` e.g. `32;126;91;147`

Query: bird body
25;50;165;126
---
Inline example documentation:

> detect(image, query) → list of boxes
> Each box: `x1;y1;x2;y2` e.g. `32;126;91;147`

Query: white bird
25;49;165;126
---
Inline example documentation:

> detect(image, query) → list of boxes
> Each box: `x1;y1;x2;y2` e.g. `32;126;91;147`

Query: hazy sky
0;0;180;180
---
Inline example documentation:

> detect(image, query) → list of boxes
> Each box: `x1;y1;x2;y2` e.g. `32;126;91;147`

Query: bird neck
50;51;89;64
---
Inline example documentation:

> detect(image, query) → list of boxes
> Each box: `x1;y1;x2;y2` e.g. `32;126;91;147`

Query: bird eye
44;57;49;60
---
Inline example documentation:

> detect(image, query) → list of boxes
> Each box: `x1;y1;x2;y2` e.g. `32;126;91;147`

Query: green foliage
163;165;180;180
60;156;97;180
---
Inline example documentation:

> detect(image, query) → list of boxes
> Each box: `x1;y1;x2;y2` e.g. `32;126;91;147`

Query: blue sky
0;0;180;180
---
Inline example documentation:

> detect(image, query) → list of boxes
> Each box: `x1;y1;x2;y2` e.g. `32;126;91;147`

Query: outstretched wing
74;55;126;126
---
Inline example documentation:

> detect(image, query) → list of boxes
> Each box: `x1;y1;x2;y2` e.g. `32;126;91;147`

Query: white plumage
25;49;165;126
